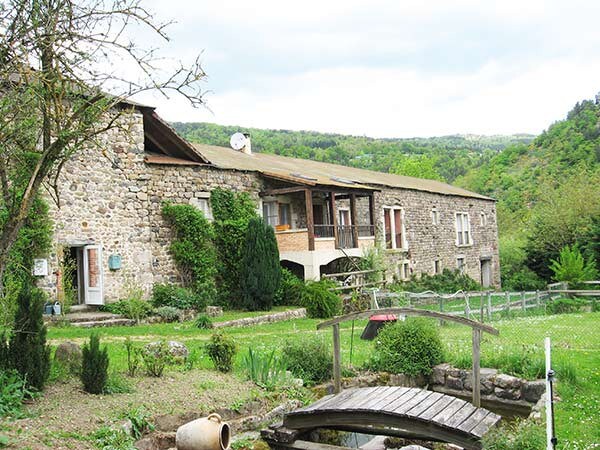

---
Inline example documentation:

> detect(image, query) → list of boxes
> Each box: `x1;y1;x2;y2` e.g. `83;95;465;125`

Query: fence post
464;293;470;318
505;291;510;316
480;292;484;322
438;296;445;326
521;291;526;313
332;323;341;394
472;328;481;407
536;290;541;308
487;291;492;321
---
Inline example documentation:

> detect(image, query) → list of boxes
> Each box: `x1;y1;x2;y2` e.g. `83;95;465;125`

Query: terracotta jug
176;413;230;450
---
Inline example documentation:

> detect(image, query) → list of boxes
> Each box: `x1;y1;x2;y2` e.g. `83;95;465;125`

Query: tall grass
242;347;288;389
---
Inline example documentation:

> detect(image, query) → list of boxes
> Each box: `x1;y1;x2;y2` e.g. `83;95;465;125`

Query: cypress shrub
8;285;50;391
240;218;282;311
81;333;109;394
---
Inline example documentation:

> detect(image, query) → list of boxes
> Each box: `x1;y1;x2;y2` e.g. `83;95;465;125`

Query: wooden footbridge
263;309;502;450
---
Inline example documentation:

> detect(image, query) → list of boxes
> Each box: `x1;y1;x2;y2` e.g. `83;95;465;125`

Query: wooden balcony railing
313;224;375;249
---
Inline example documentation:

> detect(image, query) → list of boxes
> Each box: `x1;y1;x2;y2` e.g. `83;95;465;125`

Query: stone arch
280;260;305;279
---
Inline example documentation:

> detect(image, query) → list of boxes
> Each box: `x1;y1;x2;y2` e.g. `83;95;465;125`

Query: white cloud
131;1;600;137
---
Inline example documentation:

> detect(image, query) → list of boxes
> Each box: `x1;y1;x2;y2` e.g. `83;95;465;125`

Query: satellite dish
230;132;247;151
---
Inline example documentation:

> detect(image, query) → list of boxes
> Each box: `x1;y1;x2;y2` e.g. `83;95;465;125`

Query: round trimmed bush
301;280;341;319
369;318;444;377
283;336;332;384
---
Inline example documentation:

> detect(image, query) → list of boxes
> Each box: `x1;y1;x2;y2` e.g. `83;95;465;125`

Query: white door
83;245;104;305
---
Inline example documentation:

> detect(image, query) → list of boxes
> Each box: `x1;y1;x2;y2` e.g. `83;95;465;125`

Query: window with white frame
190;195;213;221
262;201;278;227
431;208;440;225
480;212;487;226
455;212;471;245
383;206;406;250
457;257;466;274
433;259;441;275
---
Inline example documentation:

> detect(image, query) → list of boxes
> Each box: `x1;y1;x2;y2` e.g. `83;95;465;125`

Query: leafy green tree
391;154;443;181
0;0;206;291
240;218;281;311
8;285;50;391
549;245;598;289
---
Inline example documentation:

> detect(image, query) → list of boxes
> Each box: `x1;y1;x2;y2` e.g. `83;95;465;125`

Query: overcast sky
132;0;600;138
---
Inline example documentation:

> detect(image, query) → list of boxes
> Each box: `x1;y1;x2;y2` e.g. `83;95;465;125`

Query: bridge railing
317;308;499;408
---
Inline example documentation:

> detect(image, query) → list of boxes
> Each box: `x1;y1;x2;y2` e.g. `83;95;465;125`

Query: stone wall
373;187;500;287
39;110;263;303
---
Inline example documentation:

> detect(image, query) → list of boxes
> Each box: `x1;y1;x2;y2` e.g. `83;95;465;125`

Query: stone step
71;318;136;328
64;313;124;323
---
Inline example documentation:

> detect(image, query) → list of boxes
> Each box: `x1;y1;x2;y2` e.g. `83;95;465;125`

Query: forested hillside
172;122;533;184
173;96;600;287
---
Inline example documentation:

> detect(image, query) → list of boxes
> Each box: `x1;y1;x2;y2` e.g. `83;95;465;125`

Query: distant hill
172;121;534;184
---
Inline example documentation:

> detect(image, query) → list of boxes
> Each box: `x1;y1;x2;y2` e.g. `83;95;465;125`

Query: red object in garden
360;314;397;340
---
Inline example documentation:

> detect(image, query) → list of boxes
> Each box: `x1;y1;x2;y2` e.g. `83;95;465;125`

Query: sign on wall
32;259;49;277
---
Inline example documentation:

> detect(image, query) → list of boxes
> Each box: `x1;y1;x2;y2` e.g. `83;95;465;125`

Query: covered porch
260;180;377;279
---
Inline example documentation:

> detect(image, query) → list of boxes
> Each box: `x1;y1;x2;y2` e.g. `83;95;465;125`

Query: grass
42;310;600;449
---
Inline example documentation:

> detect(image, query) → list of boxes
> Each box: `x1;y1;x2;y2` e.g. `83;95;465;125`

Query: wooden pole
472;328;481;407
505;291;510;316
330;191;339;248
521;291;526;313
368;193;375;235
333;323;342;394
487;291;492;322
349;193;359;248
464;293;470;318
536;290;540;307
305;188;315;251
480;293;484;323
438;296;445;326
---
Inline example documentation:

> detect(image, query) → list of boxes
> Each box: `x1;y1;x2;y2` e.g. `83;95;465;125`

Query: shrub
499;236;546;291
550;244;598;289
101;298;153;322
121;406;154;440
395;269;481;293
90;426;135;450
242;347;288;389
141;341;173;377
124;338;141;377
0;370;33;418
240;217;282;311
301;280;341;319
205;332;236;373
275;269;305;306
8;285;50;391
0;332;8;371
154;306;182;323
282;337;332;384
452;345;545;380
151;283;206;310
368;318;444;377
103;371;134;394
81;333;109;394
162;203;217;300
211;188;258;308
547;297;587;314
482;418;545;450
194;314;213;329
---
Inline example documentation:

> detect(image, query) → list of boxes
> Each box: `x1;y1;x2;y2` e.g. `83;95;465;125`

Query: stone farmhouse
38;101;500;305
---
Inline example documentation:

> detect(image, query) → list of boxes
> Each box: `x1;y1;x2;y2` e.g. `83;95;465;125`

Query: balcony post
330;191;339;249
368;193;375;233
305;188;315;251
350;193;359;248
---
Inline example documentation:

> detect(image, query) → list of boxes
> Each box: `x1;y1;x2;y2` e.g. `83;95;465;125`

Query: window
190;196;213;221
279;203;291;226
480;212;487;226
398;261;410;280
262;201;278;227
433;259;441;275
383;207;406;250
455;212;471;246
457;257;466;274
431;208;439;225
338;208;351;226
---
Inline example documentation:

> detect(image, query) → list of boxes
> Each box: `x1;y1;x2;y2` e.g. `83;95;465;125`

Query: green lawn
46;310;599;449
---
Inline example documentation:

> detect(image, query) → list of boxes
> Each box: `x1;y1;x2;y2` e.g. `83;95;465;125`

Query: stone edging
213;308;307;329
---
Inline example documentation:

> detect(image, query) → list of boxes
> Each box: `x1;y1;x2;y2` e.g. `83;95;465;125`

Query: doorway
480;258;492;288
63;244;104;305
